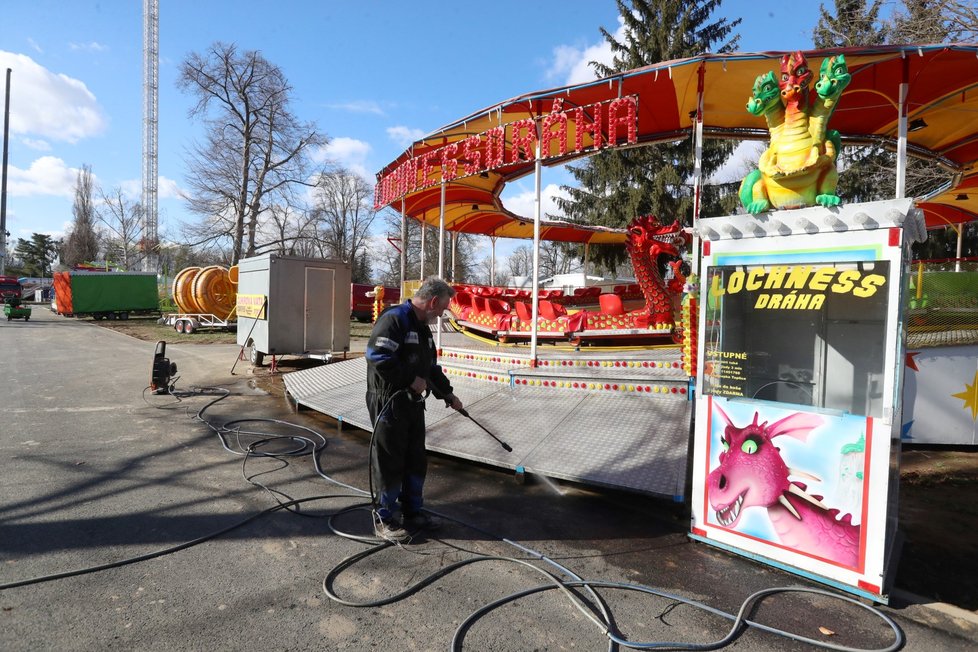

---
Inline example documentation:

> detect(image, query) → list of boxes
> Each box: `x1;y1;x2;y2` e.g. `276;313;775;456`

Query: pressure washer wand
457;408;513;452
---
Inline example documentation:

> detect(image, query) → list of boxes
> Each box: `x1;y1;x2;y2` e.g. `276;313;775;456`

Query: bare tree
507;245;534;278
97;186;144;271
940;0;978;39
63;165;101;268
177;42;326;264
539;241;580;278
311;167;377;282
474;255;509;286
259;202;318;256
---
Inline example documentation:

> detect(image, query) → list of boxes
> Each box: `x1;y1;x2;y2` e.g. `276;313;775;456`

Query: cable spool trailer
235;254;351;366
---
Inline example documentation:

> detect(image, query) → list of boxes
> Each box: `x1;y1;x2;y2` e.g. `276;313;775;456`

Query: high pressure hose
0;379;906;652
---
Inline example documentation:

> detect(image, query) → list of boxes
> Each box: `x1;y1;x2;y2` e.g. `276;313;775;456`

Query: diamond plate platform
283;350;692;498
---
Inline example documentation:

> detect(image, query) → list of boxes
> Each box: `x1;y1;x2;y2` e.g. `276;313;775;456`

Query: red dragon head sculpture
624;214;688;261
779;51;813;108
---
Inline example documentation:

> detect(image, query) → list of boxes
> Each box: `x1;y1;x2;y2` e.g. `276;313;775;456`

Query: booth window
702;260;889;418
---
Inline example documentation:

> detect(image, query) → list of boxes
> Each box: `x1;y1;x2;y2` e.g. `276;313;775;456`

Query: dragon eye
720;437;729;452
741;438;759;454
781;74;789;81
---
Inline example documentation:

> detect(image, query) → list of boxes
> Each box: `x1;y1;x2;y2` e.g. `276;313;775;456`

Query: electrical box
236;254;351;363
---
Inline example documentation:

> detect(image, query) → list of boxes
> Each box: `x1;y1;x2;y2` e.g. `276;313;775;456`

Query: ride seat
538;300;567;321
598;293;625;316
514;301;533;323
485;298;511;315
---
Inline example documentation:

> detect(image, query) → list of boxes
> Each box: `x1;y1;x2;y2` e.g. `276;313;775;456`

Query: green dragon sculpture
739;52;851;214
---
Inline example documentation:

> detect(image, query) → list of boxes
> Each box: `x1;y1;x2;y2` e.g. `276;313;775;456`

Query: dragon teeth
715;493;744;527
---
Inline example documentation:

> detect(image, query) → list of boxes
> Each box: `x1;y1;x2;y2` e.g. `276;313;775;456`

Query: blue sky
0;0;822;263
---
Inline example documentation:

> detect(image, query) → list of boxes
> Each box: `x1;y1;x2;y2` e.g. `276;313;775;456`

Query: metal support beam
0;68;10;277
438;181;446;278
490;236;496;285
437;181;446;349
530;130;542;362
399;198;407;294
420;220;426;281
895;58;909;200
691;63;705;279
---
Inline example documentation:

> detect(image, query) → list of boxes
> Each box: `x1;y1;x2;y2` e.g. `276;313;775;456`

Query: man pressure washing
365;277;463;543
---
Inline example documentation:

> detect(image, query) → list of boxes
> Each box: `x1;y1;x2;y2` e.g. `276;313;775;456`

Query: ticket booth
689;199;924;602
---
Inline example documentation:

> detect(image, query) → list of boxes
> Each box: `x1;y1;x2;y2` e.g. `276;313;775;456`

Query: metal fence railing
907;258;978;348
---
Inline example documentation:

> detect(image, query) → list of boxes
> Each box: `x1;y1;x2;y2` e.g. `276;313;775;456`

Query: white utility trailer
235;254;351;366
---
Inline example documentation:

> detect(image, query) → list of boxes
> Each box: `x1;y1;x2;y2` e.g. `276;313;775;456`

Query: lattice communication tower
142;0;159;273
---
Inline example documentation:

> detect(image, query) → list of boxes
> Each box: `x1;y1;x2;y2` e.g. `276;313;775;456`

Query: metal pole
691;63;705;279
896;58;909;200
530;127;543;362
438;181;446;278
399;198;407;295
956;225;963;272
0;68;11;276
490;236;496;285
451;231;456;282
437;181;446;348
420;220;426;281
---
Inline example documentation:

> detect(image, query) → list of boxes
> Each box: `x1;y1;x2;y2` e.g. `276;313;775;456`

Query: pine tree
813;1;972;258
813;0;889;47
14;233;60;277
555;0;740;270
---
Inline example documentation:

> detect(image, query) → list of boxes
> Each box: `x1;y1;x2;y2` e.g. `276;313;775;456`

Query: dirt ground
92;315;978;611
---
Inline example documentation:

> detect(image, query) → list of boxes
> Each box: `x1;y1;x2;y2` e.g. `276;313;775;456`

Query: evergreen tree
813;0;889;47
14;233;60;277
62;165;101;268
813;1;973;259
556;0;740;270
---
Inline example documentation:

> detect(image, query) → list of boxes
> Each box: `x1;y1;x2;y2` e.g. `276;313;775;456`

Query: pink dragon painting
707;403;861;568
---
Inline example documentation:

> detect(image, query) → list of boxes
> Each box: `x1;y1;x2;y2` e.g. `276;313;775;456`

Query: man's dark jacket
365;301;453;401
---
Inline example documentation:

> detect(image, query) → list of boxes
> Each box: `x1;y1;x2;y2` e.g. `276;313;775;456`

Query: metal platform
283;345;692;499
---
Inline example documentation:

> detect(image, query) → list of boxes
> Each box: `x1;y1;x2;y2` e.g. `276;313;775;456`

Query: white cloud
386;125;425;148
118;176;185;201
159;176;183;199
709;141;766;184
21;137;51;151
69;41;108;52
324;100;384;115
317;137;372;179
8;156;80;198
0;50;107;143
26;38;43;54
500;183;571;219
545;18;624;85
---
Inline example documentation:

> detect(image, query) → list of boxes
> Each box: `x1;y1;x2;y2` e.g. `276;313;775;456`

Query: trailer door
304;267;335;352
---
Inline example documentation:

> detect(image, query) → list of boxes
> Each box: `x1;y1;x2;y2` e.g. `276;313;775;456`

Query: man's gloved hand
444;393;463;411
409;376;428;395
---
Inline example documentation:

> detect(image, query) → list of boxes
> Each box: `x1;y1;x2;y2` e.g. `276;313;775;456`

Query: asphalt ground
1;306;975;651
